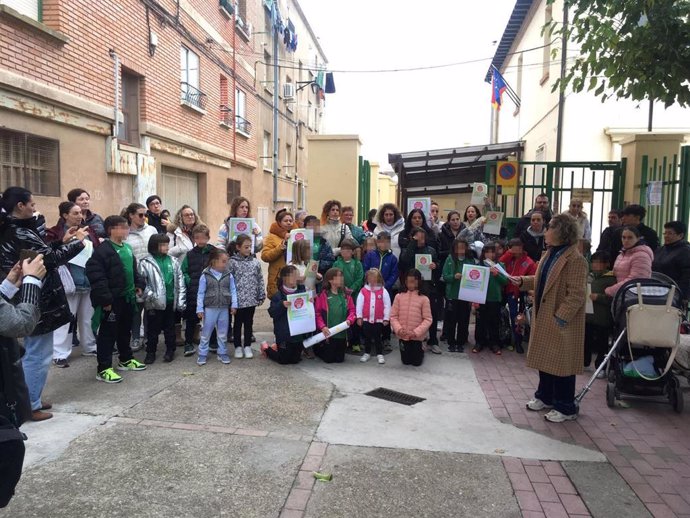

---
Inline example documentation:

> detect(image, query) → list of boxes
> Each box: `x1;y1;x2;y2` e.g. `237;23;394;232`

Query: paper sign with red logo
415;253;433;281
471;183;488;205
483;211;503;235
286;228;314;263
406;197;431;220
496;161;518;195
458;264;490;304
287;293;315;336
229;218;256;253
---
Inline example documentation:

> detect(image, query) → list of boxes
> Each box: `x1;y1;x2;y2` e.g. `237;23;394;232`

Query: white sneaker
526;398;553;411
243;346;253;359
234;347;244;359
360;353;371;363
596;370;606;379
544;409;578;423
377;354;385;365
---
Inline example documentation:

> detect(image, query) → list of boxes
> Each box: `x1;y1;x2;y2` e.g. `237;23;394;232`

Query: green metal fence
639;145;690;239
358;156;371;223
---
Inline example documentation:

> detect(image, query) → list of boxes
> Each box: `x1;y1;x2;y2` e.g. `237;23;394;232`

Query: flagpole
489;104;495;144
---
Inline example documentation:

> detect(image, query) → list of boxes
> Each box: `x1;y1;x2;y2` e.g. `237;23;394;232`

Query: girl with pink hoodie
605;226;653;297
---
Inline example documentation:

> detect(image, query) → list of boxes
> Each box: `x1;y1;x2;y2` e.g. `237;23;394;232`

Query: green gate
484;160;626;245
358;156;371;223
639;145;690;239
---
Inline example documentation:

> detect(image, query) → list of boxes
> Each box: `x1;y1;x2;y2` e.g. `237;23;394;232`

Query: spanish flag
491;67;508;110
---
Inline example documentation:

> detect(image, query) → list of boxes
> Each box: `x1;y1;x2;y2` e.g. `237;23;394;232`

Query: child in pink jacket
391;269;433;366
314;268;356;363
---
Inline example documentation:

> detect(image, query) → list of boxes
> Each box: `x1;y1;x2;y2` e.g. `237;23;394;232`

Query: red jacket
390;290;432;341
499;251;536;297
46;220;100;248
314;289;356;331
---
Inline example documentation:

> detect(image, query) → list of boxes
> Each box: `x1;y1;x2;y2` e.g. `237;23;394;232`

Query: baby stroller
576;274;685;413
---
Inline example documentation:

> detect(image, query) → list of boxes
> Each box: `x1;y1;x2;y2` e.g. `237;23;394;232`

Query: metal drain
365;387;426;406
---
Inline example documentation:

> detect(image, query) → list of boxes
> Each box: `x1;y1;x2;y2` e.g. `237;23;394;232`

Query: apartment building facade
0;0;326;230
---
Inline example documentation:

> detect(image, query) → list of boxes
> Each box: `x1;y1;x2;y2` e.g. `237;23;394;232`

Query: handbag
0;339;31;427
58;264;75;295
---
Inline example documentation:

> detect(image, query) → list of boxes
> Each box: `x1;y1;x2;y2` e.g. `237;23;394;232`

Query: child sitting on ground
356;268;391;364
264;265;309;364
473;242;508;355
334;239;364;352
314;268;356;363
139;233;186;364
181;225;214;356
586;251;616;375
391;269;432;366
196;248;237;366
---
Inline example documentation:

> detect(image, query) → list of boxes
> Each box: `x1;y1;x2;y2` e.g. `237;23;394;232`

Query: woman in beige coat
510;213;588;423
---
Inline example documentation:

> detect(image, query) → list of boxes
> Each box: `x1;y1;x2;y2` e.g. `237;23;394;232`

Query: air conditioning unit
283;83;295;100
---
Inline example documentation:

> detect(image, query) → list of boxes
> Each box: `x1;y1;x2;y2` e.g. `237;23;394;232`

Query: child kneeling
314;268;356;363
265;265;308;364
391;269;432;366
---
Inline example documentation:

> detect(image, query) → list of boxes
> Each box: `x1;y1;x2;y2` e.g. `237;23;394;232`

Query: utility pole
272;5;280;209
554;1;569;209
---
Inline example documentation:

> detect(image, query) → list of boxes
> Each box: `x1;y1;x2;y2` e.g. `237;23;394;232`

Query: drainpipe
109;49;119;137
554;2;568;208
272;8;279;209
232;9;237;162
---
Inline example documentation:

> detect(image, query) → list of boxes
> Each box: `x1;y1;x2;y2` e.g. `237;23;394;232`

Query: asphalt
4;308;650;517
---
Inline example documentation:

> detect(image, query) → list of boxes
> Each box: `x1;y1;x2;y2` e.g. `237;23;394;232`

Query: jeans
146;304;176;354
535;371;577;415
22;332;54;411
198;307;229;356
362;322;384;355
233;306;255;348
53;291;96;359
97;297;134;372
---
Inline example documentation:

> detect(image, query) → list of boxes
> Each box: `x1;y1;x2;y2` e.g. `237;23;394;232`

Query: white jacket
167;226;194;261
125;224;158;261
321;219;352;257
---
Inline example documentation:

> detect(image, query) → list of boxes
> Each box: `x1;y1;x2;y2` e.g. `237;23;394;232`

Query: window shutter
2;0;40;20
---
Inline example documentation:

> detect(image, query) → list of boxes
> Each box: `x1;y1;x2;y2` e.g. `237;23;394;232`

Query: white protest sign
458;264;490;304
287;292;316;336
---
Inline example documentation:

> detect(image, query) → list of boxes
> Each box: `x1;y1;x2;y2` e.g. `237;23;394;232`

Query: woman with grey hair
510;213;588;423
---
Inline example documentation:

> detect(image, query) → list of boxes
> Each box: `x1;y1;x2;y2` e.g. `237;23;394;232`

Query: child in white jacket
356;269;391;364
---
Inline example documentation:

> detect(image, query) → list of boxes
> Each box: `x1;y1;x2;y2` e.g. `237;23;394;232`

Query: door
161;166;200;214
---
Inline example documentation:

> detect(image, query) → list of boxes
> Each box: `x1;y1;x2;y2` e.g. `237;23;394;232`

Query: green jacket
442;255;477;300
333;257;364;300
588;270;616;328
485;261;508;302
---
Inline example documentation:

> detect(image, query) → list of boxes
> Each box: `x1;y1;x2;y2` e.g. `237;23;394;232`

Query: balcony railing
220;104;232;126
235;115;252;135
180;82;207;110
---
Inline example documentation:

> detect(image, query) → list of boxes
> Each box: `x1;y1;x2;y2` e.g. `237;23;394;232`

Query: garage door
161;166;199;214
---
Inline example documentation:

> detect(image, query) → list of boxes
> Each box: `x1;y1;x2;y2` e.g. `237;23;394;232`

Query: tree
550;0;690;107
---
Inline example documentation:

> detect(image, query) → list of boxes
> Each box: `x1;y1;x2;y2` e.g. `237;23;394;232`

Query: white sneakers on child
235;347;244;359
377;354;385;365
243;346;254;359
234;346;254;359
360;353;371;363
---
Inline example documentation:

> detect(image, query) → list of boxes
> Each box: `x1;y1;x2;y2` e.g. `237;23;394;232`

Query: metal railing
180;82;207;110
235;115;252;134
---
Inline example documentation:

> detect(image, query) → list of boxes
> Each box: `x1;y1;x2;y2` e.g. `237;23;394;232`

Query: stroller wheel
606;382;616;408
669;379;684;413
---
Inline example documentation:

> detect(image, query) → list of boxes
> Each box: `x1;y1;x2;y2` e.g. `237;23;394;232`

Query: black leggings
475;302;502;348
400;340;424;366
146;304;176;354
315;338;347;363
233;306;256;348
363;322;384;355
446;300;471;346
266;341;303;364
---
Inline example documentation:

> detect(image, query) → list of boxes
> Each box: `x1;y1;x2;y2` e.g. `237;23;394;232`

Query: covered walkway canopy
388;141;523;207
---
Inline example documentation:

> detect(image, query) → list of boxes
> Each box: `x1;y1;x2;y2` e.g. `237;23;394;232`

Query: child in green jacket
334;239;364;351
585;251;617;373
442;237;477;352
473;242;508;354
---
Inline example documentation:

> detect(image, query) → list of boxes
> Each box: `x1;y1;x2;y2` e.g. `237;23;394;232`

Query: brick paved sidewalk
469;351;690;517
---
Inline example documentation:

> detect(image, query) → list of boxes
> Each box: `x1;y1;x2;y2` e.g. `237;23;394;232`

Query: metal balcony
180;82;207;110
235;115;252;134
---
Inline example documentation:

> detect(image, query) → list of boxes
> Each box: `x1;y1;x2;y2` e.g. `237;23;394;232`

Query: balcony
235;115;252;136
220;104;232;127
180;82;207;112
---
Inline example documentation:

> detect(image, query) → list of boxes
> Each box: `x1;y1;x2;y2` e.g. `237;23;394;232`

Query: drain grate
365;387;426;406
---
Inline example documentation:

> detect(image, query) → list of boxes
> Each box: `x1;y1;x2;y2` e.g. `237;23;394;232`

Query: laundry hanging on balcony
283;19;298;52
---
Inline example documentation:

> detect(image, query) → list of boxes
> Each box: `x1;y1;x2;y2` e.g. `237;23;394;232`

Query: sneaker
218;354;232;364
360;353;371;363
544;409;578;423
448;344;457;352
595;370;606;379
251;334;256;343
492;346;502;356
351;344;362;353
53;358;69;368
430;344;442;355
526;398;553;411
471;346;482;354
243;346;254;359
163;352;174;363
506;345;515;352
97;367;123;383
117;358;147;371
144;353;156;365
383;339;392;352
234;347;244;359
377;354;385;365
457;345;465;353
303;347;315;359
81;350;97;357
183;343;196;357
197;355;207;366
130;338;144;352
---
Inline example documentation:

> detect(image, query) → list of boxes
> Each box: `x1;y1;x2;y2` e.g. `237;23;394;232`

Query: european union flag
491;67;508;110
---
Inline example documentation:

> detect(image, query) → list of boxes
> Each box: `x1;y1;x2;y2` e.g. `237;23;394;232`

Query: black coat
652;240;690;300
85;240;145;308
268;286;307;345
599;223;660;263
514;209;553;239
0;216;84;335
520;229;546;262
438;222;460;267
399;242;440;284
185;245;213;305
146;211;167;234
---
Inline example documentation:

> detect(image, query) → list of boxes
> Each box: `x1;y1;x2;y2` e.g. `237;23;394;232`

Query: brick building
0;0;327;231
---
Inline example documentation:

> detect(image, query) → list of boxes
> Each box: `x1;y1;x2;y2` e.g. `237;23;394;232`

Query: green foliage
548;0;690;107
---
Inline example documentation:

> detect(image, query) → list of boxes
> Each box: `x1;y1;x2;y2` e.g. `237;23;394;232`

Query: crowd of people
1;185;689;428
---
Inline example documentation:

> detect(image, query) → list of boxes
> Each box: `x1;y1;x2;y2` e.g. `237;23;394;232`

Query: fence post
639;155;649;205
679;146;690;232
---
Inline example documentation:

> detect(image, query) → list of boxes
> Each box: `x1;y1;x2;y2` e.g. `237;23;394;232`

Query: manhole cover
365;387;426;406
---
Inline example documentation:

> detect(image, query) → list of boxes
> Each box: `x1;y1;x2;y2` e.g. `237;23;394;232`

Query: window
263;131;272;171
226;179;241;204
513;53;523;117
0;129;59;196
542;5;553;84
180;46;205;110
263;50;273;91
235;88;250;135
220;75;230;125
236;0;246;23
285;143;292;176
118;71;140;146
2;0;40;21
307;100;313;129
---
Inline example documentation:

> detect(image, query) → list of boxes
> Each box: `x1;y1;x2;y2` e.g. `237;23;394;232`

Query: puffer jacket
86;240;146;308
216;218;264;255
268;285;307;344
438;222;461;267
390;290;432;341
605;242;654;297
0;216;84;335
374;218;405;258
83;210;106;238
321;219;352;257
125;224;158;260
166;224;194;262
138;255;186;311
228;254;265;308
261;222;290;299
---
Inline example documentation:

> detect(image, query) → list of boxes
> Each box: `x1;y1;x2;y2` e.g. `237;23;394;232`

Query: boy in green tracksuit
585;251;617;373
334;239;364;351
441;237;477;352
473;242;508;354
